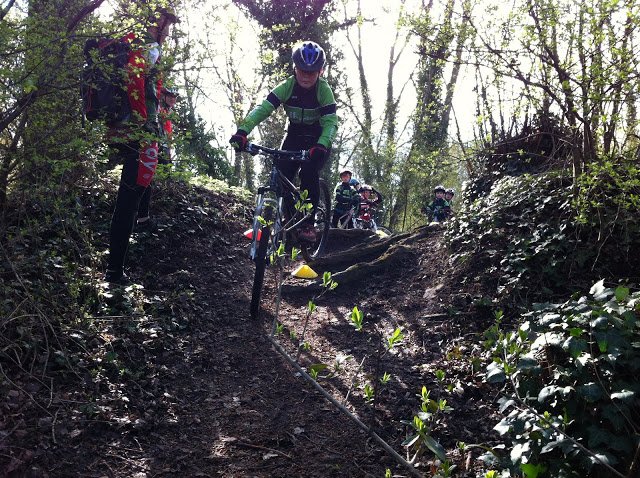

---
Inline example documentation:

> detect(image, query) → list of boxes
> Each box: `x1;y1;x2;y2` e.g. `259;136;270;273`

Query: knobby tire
250;206;274;319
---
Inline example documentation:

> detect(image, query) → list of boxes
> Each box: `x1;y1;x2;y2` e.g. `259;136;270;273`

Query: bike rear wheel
250;207;273;319
302;178;331;262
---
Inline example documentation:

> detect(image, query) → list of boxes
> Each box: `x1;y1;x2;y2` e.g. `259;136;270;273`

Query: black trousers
106;142;152;273
279;135;328;210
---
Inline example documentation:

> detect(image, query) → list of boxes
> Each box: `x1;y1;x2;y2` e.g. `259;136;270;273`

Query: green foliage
386;327;404;350
402;385;452;463
483;281;640;476
233;0;336;76
308;363;327;380
363;383;375;403
322;271;338;290
176;108;233;182
449;173;579;305
574;155;640;263
350;306;364;331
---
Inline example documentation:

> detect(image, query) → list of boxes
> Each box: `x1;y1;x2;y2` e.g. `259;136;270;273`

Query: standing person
357;184;383;218
332;169;360;228
104;6;179;284
136;87;179;230
444;188;455;206
421;185;449;223
229;41;338;242
444;187;455;218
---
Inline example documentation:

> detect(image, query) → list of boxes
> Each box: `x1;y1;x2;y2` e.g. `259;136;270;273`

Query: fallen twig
232;440;293;460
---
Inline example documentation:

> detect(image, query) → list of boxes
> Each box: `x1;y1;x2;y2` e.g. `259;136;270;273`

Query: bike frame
336;207;357;230
248;143;331;318
247;144;312;260
338;207;383;232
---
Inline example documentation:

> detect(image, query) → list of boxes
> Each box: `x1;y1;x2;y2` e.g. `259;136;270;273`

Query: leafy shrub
447;173;579;306
484;281;640;477
574;156;640;276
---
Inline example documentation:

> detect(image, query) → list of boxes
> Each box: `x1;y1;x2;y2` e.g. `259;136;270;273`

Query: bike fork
250;195;277;260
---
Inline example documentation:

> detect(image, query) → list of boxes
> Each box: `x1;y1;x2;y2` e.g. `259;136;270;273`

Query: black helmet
292;41;326;72
445;188;455;195
434;184;445;193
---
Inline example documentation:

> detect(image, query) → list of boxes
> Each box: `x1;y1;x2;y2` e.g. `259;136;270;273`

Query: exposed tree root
311;231;411;270
286;224;444;294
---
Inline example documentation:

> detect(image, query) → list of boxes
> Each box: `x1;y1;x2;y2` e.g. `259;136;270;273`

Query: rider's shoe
104;269;131;285
297;225;317;242
135;217;157;232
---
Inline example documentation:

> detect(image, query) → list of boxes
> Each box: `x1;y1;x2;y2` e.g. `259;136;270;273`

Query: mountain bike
335;205;358;230
355;208;393;235
246;143;331;319
337;205;392;236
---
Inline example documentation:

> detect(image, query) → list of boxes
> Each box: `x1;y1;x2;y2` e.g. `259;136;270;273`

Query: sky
98;0;482;165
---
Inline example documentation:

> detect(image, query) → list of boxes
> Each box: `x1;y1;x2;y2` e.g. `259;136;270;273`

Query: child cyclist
358;184;383;218
421;185;449;222
229;41;338;242
332;169;360;228
444;187;455;218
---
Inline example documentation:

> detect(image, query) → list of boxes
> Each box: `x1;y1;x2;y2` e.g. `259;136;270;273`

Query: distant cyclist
229;41;338;242
422;185;449;222
358;184;383;218
444;187;455;218
332;169;360;228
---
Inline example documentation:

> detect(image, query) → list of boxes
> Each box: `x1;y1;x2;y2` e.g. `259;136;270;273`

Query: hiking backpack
81;37;131;123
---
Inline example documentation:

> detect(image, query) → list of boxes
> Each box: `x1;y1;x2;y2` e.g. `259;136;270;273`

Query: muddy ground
1;181;501;477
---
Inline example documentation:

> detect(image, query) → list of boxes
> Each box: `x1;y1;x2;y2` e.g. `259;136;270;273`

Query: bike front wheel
302;178;331;262
250;207;273;319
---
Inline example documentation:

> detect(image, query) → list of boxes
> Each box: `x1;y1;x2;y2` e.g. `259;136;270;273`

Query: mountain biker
358;184;383;218
421;185;449;222
229;41;338;242
104;4;179;284
332;169;360;228
137;86;179;230
444;187;455;218
445;187;455;206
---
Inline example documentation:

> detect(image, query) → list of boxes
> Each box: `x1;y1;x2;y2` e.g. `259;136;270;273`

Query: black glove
229;129;248;152
308;144;328;162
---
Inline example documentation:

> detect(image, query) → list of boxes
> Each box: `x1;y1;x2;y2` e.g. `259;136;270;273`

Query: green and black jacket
334;182;360;213
239;76;338;149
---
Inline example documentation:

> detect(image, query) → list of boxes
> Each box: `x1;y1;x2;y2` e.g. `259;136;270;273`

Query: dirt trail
6;186;499;477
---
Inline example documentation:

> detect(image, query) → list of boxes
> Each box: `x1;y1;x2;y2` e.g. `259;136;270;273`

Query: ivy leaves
483;281;640;476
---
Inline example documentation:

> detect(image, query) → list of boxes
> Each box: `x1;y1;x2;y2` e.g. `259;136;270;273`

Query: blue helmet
292;41;326;72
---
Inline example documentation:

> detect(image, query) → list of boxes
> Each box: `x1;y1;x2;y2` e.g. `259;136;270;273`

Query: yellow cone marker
292;264;318;279
376;229;389;238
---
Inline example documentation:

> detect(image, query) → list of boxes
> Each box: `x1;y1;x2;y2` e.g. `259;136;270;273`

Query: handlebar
245;143;309;161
